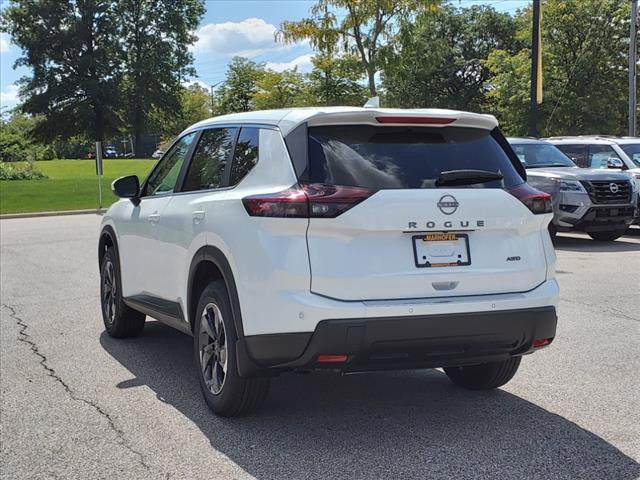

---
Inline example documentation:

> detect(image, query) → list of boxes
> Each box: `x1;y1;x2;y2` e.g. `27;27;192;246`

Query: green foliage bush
0;161;48;180
0;111;56;162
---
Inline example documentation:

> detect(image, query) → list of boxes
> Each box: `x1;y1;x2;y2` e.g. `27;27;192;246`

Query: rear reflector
376;116;455;125
317;354;348;363
533;338;553;348
507;183;553;214
242;183;374;218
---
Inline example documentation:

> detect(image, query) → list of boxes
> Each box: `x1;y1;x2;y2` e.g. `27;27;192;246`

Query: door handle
192;210;206;224
147;212;160;223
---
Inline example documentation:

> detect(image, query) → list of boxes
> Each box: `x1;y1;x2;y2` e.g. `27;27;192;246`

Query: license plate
412;233;471;268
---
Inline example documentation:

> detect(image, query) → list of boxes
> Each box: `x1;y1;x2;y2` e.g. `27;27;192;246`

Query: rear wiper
435;169;504;187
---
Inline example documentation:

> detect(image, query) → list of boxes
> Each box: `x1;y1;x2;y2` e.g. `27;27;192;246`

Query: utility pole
630;0;638;136
528;0;541;137
210;85;215;115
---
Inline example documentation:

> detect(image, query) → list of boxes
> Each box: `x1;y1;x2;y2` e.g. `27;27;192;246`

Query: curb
0;208;106;220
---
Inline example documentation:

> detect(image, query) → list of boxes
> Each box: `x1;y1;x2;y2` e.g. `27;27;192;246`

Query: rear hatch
302;118;551;301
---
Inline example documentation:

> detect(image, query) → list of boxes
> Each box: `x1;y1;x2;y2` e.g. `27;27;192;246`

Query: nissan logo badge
437;194;459;215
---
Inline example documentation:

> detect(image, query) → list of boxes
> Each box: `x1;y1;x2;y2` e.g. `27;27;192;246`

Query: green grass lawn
0;159;155;214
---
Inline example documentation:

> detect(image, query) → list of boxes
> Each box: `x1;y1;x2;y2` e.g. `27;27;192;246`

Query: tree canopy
487;0;633;136
382;5;523;112
279;0;440;96
118;0;204;154
1;1;123;141
1;0;204;149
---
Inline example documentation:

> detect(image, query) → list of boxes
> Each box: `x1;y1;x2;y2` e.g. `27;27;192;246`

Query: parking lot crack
562;299;639;323
2;303;152;472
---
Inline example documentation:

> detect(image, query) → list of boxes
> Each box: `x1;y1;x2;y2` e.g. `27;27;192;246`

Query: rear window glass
306;126;523;189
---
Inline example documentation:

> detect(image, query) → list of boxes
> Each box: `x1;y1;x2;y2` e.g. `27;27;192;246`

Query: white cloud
182;79;211;90
0;84;20;107
192;17;288;57
266;54;314;73
0;34;9;53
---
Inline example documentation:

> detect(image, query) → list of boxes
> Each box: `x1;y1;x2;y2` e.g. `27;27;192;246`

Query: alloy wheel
101;260;116;326
198;303;228;395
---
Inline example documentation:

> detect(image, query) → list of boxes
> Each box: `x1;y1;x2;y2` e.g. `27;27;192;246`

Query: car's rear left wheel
444;356;521;390
194;280;270;417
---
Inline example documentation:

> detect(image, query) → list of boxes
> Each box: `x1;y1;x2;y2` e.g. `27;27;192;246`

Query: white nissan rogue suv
99;107;559;416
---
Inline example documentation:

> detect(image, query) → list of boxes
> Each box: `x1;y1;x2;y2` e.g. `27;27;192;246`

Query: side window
511;145;526;163
183;128;237;192
229;127;259;186
556;144;587;167
587;145;621;169
145;133;196;196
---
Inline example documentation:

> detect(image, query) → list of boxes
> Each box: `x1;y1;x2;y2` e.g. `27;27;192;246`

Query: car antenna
363;96;380;108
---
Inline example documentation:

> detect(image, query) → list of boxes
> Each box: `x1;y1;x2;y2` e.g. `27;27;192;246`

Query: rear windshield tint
305;125;523;189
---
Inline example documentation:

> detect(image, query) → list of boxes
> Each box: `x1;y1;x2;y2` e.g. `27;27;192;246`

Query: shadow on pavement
100;323;640;480
553;233;640;252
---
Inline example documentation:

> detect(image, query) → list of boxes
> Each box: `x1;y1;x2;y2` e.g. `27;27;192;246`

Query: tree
253;69;307;110
0;110;54;162
279;0;440;97
307;53;368;106
118;0;204;156
486;0;632;136
214;58;266;114
382;5;522;111
1;1;122;142
151;83;211;137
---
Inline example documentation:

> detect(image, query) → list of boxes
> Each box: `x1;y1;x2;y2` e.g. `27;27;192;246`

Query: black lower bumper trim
236;306;557;376
571;206;636;232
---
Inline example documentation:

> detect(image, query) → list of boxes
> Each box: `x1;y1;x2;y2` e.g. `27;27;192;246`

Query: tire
547;223;557;241
444;356;521;390
194;280;270;417
588;230;625;241
100;248;145;337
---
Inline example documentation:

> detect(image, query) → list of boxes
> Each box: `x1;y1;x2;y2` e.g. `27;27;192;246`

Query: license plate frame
412;232;471;268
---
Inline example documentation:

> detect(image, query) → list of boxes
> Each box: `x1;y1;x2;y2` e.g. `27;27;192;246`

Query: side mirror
112;175;140;205
607;157;624;169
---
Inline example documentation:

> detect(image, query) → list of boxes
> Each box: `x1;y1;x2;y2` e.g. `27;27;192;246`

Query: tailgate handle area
432;281;459;291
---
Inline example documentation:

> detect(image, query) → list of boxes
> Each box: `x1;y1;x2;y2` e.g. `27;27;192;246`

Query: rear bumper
236;306;557;376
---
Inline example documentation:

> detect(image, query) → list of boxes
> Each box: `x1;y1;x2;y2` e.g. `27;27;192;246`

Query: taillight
533;338;553;348
242;183;374;218
508;183;553;214
317;354;348;363
303;183;373;217
242;185;308;218
376;116;455;125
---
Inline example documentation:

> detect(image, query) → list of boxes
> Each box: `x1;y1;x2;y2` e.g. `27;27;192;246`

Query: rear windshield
306;126;523;189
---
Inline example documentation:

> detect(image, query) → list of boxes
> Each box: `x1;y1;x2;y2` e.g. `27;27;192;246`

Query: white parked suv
546;136;640;186
99;107;559;416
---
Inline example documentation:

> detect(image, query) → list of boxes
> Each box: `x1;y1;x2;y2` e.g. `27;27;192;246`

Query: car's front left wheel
587;229;626;241
194;280;270;417
100;247;145;337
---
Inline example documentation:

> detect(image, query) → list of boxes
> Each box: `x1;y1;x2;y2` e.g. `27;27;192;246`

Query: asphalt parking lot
1;214;638;480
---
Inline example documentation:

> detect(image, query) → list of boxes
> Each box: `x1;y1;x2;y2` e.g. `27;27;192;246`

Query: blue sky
0;0;529;109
